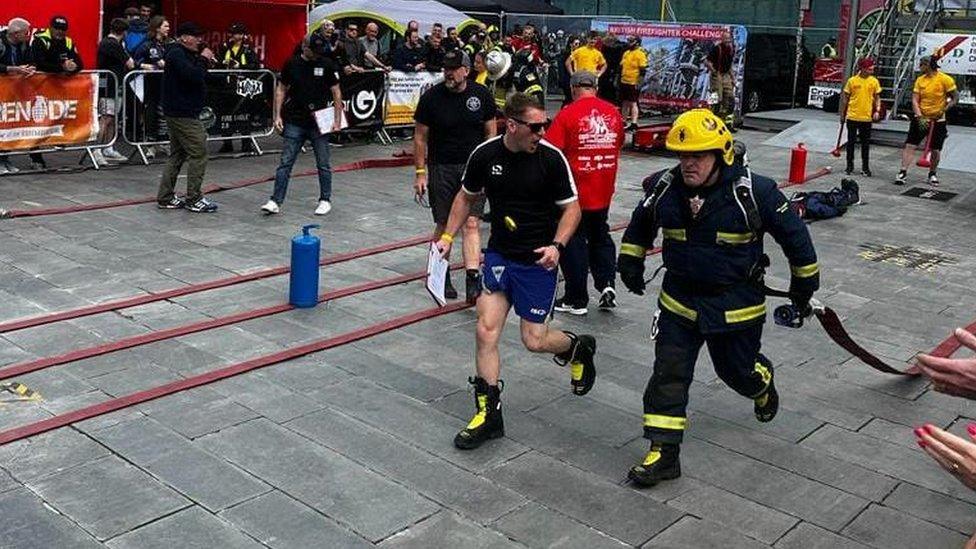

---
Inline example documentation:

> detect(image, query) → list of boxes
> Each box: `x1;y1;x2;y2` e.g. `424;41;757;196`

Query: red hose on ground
0;156;414;219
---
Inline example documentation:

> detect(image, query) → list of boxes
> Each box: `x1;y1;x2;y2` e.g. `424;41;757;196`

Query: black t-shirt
461;136;578;262
97;36;131;92
280;54;341;127
414;81;496;165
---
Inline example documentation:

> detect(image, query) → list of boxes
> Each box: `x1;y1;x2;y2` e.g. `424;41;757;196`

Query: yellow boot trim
466;395;488;430
642;448;662;466
755;393;770;407
750;360;773;399
643;414;687;430
659;291;698;322
724;303;766;324
570;362;584;381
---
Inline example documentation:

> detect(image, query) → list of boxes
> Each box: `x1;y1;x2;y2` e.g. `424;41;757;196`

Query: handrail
862;0;897;61
889;3;942;116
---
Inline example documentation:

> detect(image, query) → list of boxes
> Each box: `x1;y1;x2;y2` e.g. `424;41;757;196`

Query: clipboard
313;107;348;135
425;242;449;307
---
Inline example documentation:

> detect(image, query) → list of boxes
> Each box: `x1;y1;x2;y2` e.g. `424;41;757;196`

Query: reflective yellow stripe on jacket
791;262;819;278
716;231;755;245
643;414;687;430
659;291;697;322
724;303;766;324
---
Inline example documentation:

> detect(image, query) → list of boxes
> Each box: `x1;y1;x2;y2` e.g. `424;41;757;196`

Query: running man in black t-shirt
435;93;599;450
260;34;342;216
414;50;497;302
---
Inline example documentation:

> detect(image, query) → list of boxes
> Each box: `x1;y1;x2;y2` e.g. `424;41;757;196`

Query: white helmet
486;50;512;80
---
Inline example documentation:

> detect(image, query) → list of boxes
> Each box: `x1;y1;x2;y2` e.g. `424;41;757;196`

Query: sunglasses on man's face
510;117;550;133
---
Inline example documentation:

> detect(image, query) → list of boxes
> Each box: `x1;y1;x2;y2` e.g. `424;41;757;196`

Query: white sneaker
103;148;128;161
314;200;332;216
91;149;109;167
260;199;280;214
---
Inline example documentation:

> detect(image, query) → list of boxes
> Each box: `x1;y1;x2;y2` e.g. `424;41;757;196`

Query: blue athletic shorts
482;250;557;324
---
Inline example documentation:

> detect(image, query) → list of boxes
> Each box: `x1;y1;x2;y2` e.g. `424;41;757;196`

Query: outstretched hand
915;423;976;491
916;328;976;400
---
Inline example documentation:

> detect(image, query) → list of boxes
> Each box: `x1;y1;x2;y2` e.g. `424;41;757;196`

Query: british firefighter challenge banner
384;71;444;126
0;73;98;151
592;21;747;117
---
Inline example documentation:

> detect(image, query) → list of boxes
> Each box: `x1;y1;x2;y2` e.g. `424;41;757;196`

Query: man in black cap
260;34;343;216
413;49;497;302
157;21;218;213
31;16;83;75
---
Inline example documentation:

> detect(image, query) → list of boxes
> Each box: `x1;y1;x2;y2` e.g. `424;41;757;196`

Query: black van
741;32;814;112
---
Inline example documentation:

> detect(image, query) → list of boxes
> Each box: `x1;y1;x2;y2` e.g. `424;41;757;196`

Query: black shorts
906;118;948;150
429;163;485;225
620;83;640;103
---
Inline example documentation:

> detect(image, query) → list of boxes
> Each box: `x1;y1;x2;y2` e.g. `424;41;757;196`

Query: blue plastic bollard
289;224;321;308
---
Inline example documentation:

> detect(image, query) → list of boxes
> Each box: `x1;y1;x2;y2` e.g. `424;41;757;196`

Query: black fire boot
753;356;778;423
628;442;681;487
553;331;597;396
454;377;504;450
465;269;482;304
444;275;458;300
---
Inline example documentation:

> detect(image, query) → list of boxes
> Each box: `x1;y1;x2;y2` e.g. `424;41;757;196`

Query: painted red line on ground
0;156;414;219
0;267;460;381
0;233;430;334
0;301;472;446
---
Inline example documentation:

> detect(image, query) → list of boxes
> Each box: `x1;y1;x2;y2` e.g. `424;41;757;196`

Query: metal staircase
861;1;944;117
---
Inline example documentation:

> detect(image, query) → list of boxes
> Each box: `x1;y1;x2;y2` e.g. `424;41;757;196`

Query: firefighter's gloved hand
618;254;646;295
790;291;814;318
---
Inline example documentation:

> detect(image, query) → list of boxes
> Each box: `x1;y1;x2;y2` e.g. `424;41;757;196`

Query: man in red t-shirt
546;71;625;314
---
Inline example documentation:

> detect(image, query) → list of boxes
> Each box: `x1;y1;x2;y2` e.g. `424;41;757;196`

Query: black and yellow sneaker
553;332;597;396
454;377;504;450
753;356;778;423
628;442;681;487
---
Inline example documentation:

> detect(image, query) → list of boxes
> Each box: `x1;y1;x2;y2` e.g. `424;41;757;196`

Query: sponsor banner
808;85;842;109
339;71;386;129
917;33;976;76
0;74;98;151
384;71;444;126
592;21;747;117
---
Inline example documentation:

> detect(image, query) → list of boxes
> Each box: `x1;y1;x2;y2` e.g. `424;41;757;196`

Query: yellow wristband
415;167;427;174
440;233;454;243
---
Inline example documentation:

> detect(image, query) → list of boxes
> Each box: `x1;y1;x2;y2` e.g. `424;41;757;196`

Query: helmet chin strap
703;152;723;186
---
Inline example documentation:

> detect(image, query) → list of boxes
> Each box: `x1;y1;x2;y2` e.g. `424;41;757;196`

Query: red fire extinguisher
789;143;807;185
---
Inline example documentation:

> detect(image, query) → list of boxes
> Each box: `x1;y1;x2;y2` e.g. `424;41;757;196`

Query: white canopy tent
309;0;482;36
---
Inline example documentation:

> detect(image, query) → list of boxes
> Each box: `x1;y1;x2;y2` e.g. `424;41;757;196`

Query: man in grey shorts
414;50;497;301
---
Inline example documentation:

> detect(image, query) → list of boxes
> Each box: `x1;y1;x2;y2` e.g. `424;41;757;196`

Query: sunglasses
510;117;550;133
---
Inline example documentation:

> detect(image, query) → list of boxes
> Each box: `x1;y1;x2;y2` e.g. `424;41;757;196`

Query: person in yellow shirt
897;55;958;186
566;31;605;77
619;36;648;131
839;57;881;176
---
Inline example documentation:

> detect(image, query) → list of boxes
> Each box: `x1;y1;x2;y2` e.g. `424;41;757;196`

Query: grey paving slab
643;515;772;548
688;412;897;501
314;344;457;402
0;488;102;549
305;378;528;473
3;321;106;357
198;418;439;542
690;388;826;443
219;490;371;549
801;424;976;504
882;482;976;535
491;502;632;549
485;451;684;546
93;417;271;512
88;363;184;397
379;511;523;548
528;394;637;448
105;505;263;549
0;468;17;493
666;479;799;544
208;372;326;424
138;387;261;439
842;503;969;549
679;438;869;530
285;407;526;524
29;455;190;541
0;428;109;483
773;522;872;549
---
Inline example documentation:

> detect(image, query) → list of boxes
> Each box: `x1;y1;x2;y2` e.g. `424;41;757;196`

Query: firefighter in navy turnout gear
512;48;544;104
617;109;819;487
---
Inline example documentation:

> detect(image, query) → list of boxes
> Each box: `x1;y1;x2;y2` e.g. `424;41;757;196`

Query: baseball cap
570;70;598;88
176;21;205;37
858;57;875;70
443;50;471;70
50;16;68;31
308;33;330;56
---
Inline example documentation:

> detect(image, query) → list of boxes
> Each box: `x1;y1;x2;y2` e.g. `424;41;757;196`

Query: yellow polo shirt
570;45;605;73
620;48;648;85
913;71;957;118
842;74;881;122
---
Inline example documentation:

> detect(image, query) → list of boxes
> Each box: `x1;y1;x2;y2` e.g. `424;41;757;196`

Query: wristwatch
551;241;565;253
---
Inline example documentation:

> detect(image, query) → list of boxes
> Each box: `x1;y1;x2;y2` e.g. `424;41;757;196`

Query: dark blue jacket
621;162;819;333
161;43;207;118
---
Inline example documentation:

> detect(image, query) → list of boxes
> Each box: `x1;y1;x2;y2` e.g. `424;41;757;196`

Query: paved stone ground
1;126;975;549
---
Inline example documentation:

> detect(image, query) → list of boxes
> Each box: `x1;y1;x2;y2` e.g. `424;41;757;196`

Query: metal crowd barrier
121;68;278;165
0;70;119;171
